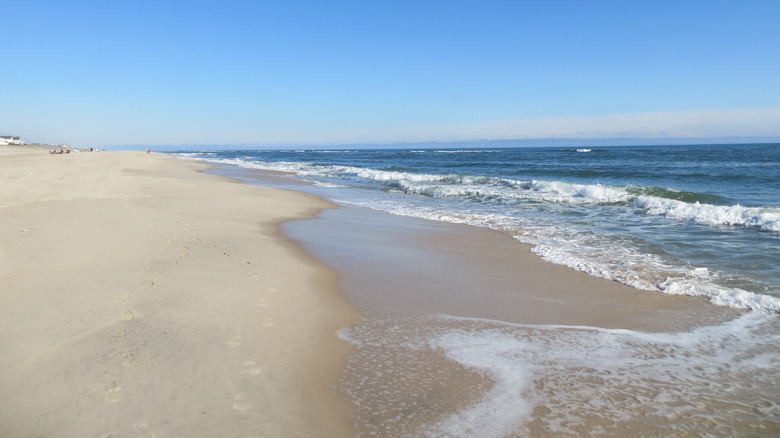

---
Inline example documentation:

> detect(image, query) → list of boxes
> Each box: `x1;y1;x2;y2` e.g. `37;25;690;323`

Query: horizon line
107;135;780;151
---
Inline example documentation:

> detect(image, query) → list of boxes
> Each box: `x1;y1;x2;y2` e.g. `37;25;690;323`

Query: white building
0;135;23;145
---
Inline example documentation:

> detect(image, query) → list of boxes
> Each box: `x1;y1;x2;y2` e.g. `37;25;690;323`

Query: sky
2;0;780;148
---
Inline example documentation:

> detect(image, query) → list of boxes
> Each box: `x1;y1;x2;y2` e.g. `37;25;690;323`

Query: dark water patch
627;186;732;205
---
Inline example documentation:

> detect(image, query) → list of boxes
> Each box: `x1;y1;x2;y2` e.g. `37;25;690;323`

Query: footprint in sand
122;352;137;367
257;299;268;308
227;330;242;347
163;234;173;243
115;294;129;303
122;310;134;320
261;317;275;328
169;261;178;267
112;328;127;342
143;281;154;289
244;360;262;376
265;284;277;293
249;272;259;279
192;233;202;242
105;380;122;403
232;393;250;413
133;420;158;438
132;420;148;430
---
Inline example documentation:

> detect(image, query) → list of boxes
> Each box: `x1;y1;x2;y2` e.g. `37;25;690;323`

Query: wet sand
294;201;780;437
0;147;360;437
284;204;741;331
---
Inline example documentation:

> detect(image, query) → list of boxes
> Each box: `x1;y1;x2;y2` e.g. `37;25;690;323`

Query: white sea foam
527;180;631;203
524;234;780;312
424;331;533;438
658;277;780;311
355;169;780;232
339;313;779;436
635;196;780;231
427;312;780;436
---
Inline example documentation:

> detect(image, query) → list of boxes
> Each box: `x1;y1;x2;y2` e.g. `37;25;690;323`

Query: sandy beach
0;147;360;437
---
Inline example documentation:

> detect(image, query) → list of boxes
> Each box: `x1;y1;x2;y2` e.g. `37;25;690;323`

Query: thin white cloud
291;107;780;145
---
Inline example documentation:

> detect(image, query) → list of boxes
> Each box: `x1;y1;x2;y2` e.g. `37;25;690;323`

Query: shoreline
0;148;360;436
209;162;742;332
285;204;744;331
278;200;775;437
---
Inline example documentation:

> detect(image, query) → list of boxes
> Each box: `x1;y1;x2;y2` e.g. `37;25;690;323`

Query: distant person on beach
146;148;151;154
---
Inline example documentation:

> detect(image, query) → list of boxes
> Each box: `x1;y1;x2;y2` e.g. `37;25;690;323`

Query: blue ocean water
180;143;780;312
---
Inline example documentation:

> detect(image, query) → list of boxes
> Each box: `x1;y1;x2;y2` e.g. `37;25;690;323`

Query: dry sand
0;147;360;437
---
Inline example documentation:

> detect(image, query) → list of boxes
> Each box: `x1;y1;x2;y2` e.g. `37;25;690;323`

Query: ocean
178;143;779;436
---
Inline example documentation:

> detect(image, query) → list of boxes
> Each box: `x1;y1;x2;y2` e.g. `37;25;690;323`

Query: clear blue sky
2;0;779;147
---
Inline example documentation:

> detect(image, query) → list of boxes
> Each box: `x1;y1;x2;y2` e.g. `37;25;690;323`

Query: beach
0;147;359;437
2;146;777;437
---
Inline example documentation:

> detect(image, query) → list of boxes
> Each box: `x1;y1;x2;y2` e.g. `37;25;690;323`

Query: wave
525;235;780;312
626;185;731;204
402;182;778;233
184;154;780;232
388;178;780;232
634;197;780;231
433;149;502;154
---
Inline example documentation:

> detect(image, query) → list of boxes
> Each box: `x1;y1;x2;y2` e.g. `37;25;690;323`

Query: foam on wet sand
281;197;774;437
